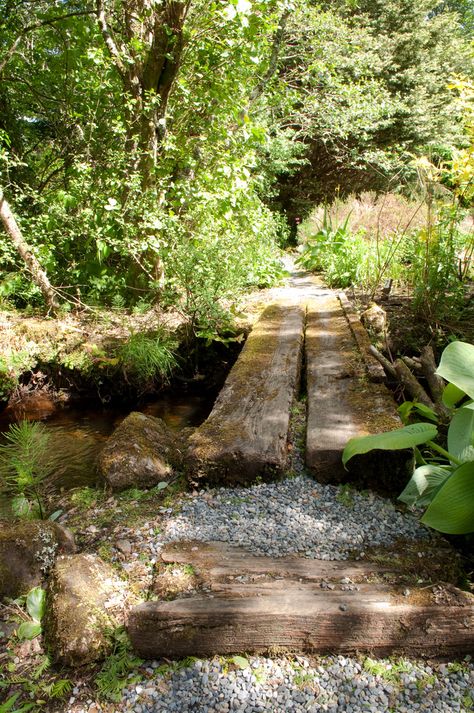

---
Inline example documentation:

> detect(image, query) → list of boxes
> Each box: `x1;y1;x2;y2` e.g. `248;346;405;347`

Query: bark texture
0;187;59;311
128;541;474;659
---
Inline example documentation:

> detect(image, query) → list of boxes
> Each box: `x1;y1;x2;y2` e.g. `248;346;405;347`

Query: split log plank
128;542;474;659
305;294;412;493
186;303;305;485
160;541;391;582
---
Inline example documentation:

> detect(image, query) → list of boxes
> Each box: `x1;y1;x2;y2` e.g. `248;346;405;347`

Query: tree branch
95;0;128;79
0;10;96;76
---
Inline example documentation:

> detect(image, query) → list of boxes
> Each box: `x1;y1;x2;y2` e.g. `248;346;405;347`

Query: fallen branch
368;345;396;379
393;359;435;409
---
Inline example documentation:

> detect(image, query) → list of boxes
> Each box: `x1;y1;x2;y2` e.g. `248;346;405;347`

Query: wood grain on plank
186;303;305;485
128;541;474;659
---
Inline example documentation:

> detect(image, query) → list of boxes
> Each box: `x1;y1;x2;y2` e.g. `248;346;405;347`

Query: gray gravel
162;476;429;559
118;654;474;712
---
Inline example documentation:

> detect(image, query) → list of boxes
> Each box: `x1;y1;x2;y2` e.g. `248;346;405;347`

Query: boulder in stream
0;520;75;600
44;553;129;666
98;411;186;491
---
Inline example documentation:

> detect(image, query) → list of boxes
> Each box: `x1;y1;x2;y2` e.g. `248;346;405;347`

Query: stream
0;388;216;492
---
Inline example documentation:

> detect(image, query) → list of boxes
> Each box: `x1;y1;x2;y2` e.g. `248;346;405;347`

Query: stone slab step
186;303;305;485
127;542;474;660
305;292;411;493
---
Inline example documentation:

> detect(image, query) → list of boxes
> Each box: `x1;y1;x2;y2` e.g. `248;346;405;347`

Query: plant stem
427;440;463;466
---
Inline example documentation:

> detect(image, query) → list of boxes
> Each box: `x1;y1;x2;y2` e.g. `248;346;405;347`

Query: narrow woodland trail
66;264;474;713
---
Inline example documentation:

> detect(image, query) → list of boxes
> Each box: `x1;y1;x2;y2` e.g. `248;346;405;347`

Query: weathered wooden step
305;293;411;493
186;303;305;485
128;542;474;659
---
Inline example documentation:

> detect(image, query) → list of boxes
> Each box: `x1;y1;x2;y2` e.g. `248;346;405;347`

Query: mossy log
186;303;305;485
305;294;412;494
128;541;474;659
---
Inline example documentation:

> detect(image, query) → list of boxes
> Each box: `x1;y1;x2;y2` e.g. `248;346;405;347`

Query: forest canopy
0;0;473;325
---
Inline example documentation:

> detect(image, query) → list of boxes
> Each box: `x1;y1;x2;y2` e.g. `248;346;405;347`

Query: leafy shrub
343;341;474;534
297;209;405;292
403;222;468;322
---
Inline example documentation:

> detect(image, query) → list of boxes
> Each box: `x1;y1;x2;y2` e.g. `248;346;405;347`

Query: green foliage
117;331;178;388
95;628;143;702
343;340;474;534
342;423;439;466
16;587;45;641
0;0;473;324
0;694;35;713
0;350;37;402
70;486;101;510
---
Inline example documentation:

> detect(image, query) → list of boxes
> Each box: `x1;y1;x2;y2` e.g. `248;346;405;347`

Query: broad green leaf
448;404;474;461
436;341;474;400
156;481;168;491
17;621;41;640
442;382;466;408
342;423;438;467
421;462;474;534
398;465;451;508
398;401;438;424
26;587;45;622
231;655;250;669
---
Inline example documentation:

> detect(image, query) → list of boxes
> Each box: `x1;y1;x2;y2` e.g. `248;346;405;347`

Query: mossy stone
0;520;75;600
44;553;127;666
98;411;186;491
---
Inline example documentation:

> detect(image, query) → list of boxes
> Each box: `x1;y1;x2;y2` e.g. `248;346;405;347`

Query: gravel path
116;654;474;713
161;476;429;560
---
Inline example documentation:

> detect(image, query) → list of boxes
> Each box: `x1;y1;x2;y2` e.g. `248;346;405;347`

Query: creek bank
0;306;246;415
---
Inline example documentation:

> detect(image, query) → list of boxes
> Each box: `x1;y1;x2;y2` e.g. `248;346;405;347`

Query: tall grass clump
117;330;178;389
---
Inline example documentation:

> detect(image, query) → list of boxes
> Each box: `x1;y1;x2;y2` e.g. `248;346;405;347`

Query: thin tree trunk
0;187;59;312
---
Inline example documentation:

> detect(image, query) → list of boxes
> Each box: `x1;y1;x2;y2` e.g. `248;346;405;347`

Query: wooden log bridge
186;272;410;491
128;541;474;658
128;274;474;660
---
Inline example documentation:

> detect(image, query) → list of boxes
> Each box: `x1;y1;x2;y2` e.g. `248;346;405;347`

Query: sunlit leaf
342;423;437;467
17;621;41;640
436;341;474;400
421;462;474;534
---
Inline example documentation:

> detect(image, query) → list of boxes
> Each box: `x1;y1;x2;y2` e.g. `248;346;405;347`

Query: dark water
0;389;215;491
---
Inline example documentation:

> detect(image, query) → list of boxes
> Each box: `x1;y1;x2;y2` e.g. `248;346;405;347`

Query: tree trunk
0;187;59;312
97;0;189;190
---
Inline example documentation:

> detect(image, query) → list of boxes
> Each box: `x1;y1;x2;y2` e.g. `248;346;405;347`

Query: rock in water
44;553;129;666
0;520;75;599
98;411;185;491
